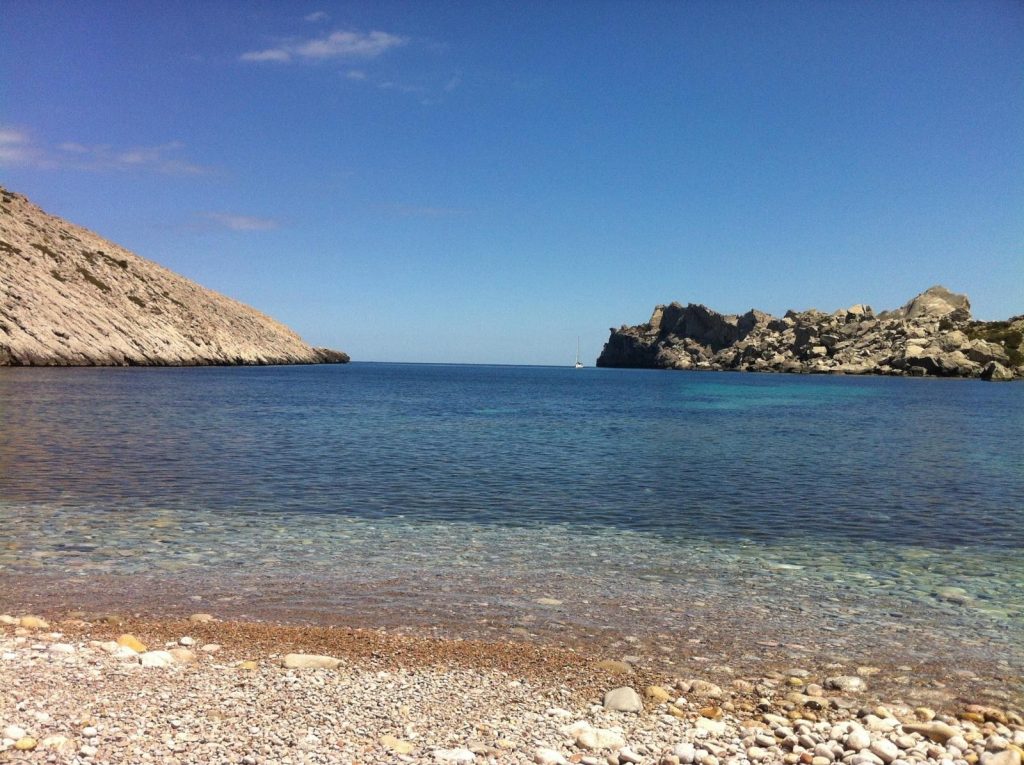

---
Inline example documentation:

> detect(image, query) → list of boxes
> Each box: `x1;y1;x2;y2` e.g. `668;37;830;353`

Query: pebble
281;653;343;669
433;748;476;763
672;743;696;764
825;676;866;693
843;729;868;749
535;748;570;765
903;721;960;743
4;725;27;740
18;615;50;630
116;634;147;653
981;752;1022;765
40;734;74;753
596;659;634;675
188;613;215;623
645;685;672;702
14;736;37;751
380;734;415;754
139;650;175;667
695;718;726;735
168;647;196;664
604;687;644;713
870;739;900;764
574;724;626;751
178;636;195;646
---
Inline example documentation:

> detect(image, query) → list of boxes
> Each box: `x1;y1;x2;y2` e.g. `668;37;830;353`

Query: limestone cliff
598;287;1022;381
0;187;348;366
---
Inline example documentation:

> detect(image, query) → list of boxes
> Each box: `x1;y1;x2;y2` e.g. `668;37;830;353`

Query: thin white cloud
345;69;367;80
444;74;461;92
389;204;468;218
56;140;207;175
240;48;292;63
305;11;328;22
0;127;35;165
0;127;207;175
0;127;60;168
241;29;407;63
202;212;280;231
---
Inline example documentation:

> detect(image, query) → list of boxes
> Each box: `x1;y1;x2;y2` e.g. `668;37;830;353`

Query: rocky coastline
597;287;1021;381
0;187;348;367
2;613;1022;765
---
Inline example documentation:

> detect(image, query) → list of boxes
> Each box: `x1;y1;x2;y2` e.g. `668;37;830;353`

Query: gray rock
826;675;867;693
870;739;900;764
534;748;569;765
139;650;175;667
981;751;1022;765
433;748;476;764
982;361;1014;381
281;653;343;669
575;726;626;750
846;728;871;751
603;687;643;713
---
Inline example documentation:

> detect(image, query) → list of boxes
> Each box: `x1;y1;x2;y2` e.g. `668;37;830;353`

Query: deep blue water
1;363;1021;549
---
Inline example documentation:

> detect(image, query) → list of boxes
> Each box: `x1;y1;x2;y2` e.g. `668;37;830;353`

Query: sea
1;363;1022;699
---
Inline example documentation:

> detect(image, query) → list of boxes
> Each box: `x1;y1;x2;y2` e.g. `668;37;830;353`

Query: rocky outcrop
598;287;1022;380
0;187;348;366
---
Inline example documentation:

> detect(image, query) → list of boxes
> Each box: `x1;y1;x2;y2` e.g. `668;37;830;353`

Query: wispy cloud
241;29;407;64
0;127;206;175
57;140;207;175
388;204;468;218
304;11;328;22
0;126;53;167
201;212;280;231
240;48;291;63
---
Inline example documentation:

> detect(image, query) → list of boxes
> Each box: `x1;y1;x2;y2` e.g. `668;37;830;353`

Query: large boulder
901;285;971;321
981;361;1014;381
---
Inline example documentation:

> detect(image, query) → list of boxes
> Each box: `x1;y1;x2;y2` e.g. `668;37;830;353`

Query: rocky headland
0;186;348;366
598;287;1022;381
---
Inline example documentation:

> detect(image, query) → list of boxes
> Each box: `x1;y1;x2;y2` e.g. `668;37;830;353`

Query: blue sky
2;1;1022;364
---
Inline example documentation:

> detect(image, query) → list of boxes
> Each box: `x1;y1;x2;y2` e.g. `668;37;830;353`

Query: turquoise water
1;364;1022;692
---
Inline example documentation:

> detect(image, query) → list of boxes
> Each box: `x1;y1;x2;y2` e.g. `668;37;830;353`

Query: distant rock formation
597;287;1022;381
0;186;349;366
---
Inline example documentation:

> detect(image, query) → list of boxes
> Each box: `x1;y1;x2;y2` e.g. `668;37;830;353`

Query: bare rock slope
0;187;348;366
598;287;1022;380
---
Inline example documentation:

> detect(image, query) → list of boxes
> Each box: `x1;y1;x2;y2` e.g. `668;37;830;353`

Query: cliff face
598;287;1022;381
0;187;348;366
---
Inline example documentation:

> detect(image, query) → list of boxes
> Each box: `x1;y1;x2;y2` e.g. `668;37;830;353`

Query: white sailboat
574;337;584;368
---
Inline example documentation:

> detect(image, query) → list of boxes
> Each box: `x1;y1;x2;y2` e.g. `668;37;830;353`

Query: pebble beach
2;612;1022;765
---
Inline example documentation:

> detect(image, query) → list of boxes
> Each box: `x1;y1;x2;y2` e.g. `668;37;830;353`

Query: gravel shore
1;613;1022;765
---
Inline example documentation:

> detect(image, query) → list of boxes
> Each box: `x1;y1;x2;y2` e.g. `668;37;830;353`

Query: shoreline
1;611;1022;764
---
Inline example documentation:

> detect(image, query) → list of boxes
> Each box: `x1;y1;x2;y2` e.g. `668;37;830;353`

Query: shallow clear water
1;364;1022;694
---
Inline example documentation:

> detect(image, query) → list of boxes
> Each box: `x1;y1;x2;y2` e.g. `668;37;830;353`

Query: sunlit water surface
1;364;1021;699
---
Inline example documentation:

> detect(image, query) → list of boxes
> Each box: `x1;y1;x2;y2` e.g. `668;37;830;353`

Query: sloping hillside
0;187;347;366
